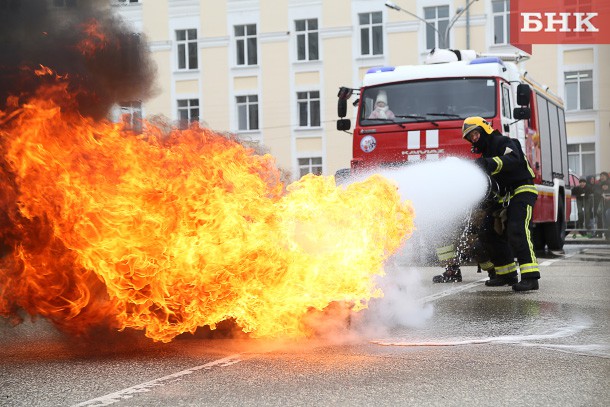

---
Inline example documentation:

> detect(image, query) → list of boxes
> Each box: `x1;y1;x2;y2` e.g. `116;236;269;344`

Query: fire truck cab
336;48;570;251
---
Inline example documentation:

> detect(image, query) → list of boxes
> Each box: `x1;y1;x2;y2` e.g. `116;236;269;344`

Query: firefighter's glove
475;157;491;174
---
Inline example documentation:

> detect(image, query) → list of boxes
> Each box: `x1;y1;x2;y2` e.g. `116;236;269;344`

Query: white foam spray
349;158;489;336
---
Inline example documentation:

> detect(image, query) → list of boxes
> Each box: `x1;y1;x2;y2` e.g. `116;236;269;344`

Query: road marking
71;354;242;407
371;322;591;348
417;278;488;304
539;251;575;266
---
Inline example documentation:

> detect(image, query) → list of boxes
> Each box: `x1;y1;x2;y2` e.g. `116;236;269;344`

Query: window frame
534;93;570;183
424;5;449;49
492;0;510;45
501;82;512;120
359;11;383;57
177;98;200;129
176;29;198;71
535;94;553;183
236;94;259;131
297;90;321;128
119;101;143;133
564;70;593;111
298;157;323;178
295;18;319;62
235;24;258;66
568;143;596;177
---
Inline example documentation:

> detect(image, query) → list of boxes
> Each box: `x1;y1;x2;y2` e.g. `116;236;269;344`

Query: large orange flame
0;75;414;342
77;19;112;57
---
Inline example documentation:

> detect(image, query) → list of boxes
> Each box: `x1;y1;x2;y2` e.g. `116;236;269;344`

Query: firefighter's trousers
481;192;540;280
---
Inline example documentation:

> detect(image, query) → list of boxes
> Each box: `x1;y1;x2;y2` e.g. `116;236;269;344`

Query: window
558;108;569;179
424;5;449;49
298;157;323;178
119;101;142;133
359;12;383;56
501;84;512;119
533;93;571;182
568;143;596;177
360;79;496;124
297;91;320;127
177;99;199;129
492;0;510;45
564;70;593;110
176;29;198;70
235;24;257;66
295;19;319;61
237;95;259;131
536;94;554;182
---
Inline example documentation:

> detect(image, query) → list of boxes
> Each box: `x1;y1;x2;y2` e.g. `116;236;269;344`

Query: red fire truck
336;49;571;251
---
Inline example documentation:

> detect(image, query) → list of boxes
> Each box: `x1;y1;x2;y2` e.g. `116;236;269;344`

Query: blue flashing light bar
366;66;395;74
469;57;505;66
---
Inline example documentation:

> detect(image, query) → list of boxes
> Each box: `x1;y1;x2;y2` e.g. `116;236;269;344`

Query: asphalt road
1;243;609;407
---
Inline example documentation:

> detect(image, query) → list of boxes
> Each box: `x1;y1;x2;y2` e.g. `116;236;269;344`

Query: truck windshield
360;78;497;124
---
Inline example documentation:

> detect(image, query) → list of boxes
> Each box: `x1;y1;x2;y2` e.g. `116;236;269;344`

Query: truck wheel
544;199;566;251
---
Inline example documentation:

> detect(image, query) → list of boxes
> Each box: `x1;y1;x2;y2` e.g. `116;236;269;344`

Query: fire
77;19;111;57
34;65;57;77
0;75;414;343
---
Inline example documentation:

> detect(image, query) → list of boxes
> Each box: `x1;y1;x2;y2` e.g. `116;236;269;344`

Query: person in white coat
368;91;395;120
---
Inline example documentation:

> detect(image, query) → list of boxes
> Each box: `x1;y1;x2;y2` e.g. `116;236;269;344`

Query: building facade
110;0;609;181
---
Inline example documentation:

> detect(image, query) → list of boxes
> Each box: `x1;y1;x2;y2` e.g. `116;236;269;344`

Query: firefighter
432;243;462;283
462;117;540;292
432;206;496;283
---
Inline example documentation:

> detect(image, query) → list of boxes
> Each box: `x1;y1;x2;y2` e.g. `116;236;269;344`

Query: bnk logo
510;0;610;53
521;12;598;32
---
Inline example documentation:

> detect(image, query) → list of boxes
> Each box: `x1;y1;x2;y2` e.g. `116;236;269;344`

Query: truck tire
544;198;566;251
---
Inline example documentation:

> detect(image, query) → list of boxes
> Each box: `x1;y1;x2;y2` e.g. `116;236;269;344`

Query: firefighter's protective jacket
476;130;537;203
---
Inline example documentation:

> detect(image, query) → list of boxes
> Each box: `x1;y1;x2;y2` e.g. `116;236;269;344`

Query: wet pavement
381;244;610;359
0;243;608;406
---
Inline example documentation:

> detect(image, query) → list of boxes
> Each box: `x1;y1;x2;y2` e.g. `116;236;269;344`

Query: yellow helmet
462;117;494;140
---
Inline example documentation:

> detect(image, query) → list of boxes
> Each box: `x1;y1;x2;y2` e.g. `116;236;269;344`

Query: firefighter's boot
432;264;462;283
487;268;496;279
485;274;517;286
512;278;539;292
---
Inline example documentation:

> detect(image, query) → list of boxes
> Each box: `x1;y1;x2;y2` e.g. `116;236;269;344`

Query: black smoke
0;0;157;119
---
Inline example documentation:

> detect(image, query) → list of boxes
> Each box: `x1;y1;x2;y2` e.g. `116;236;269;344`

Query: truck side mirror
516;84;531;106
337;86;353;117
513;107;531;120
337;119;351;131
338;99;347;118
